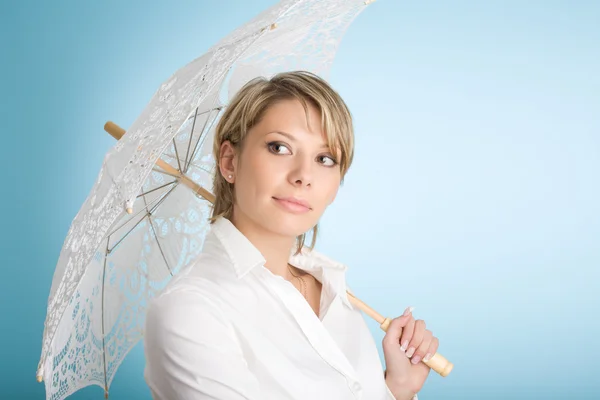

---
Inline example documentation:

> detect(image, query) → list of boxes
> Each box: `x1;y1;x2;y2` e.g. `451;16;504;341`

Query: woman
143;71;439;400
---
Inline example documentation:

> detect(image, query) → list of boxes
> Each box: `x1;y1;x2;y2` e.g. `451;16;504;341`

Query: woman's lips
272;197;311;214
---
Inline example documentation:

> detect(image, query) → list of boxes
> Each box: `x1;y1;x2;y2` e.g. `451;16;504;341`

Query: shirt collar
208;216;353;309
209;215;266;278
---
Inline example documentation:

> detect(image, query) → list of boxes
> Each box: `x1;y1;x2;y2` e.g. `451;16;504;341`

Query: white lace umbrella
36;1;452;399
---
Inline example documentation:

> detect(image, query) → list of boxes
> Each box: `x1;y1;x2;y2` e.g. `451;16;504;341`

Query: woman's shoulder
143;276;238;351
146;276;218;323
147;254;224;307
144;258;238;334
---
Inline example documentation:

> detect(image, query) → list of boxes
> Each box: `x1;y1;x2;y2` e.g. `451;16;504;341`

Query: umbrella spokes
180;106;224;175
106;182;179;255
104;121;216;211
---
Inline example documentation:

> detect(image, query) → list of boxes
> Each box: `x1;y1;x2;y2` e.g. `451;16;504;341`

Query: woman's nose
289;156;313;187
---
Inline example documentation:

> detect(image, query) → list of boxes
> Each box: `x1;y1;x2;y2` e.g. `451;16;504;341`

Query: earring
227;174;233;180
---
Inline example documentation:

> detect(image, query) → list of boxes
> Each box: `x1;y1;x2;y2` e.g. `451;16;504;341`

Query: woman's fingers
399;307;415;352
410;328;432;364
382;306;414;352
423;336;439;363
383;306;441;368
405;319;425;358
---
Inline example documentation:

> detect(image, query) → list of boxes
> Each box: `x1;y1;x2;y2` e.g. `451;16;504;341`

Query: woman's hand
382;307;439;400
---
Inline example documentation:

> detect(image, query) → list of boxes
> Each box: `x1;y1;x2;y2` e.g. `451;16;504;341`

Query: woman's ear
219;140;237;183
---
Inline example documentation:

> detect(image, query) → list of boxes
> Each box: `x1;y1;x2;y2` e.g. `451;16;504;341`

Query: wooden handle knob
380;317;453;377
104;121;125;140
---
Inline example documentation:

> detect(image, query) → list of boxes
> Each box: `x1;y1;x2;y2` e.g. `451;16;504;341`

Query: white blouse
143;216;415;400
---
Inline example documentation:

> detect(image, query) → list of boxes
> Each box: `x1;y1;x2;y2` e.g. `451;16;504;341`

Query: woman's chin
264;217;315;240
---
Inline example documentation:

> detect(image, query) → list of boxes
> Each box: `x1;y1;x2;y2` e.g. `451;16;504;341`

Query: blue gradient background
2;0;599;399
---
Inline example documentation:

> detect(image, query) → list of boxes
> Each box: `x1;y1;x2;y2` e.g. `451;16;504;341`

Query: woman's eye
267;142;291;155
318;155;337;167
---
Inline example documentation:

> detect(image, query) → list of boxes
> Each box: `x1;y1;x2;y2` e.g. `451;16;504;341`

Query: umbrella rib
138;172;175;277
183;107;214;124
182;107;199;174
159;153;213;176
194;164;213;175
137;183;175;278
136;181;178;201
101;237;109;398
172;136;183;173
183;107;214;174
185;107;222;174
147;214;174;277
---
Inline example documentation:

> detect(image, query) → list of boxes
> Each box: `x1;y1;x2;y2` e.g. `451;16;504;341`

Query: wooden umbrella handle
346;291;453;377
104;120;453;378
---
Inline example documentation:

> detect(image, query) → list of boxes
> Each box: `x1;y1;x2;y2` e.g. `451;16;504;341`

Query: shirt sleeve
143;287;262;399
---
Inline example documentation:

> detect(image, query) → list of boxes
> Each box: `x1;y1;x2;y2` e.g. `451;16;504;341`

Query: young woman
143;71;439;400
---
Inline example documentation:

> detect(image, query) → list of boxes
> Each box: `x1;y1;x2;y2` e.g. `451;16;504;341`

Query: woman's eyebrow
268;131;330;149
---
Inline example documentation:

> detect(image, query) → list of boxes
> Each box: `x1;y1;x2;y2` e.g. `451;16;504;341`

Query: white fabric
143;216;416;399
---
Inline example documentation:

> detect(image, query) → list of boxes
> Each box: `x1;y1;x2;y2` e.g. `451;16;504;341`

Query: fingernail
423;353;432;362
406;347;415;357
411;355;422;365
403;306;414;316
400;340;409;351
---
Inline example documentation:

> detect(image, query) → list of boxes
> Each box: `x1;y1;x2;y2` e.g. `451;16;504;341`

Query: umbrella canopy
37;1;378;399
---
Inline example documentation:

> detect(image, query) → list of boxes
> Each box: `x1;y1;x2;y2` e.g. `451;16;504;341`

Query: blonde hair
209;70;354;254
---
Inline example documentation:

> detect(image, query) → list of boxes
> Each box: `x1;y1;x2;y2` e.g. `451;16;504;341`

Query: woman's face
221;98;342;239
